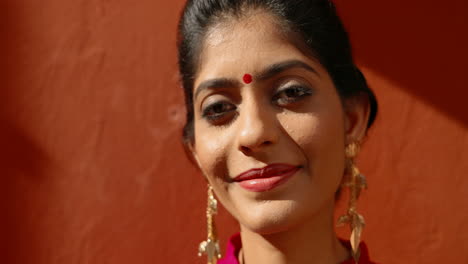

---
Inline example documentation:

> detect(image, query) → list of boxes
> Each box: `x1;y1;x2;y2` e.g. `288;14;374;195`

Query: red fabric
218;233;378;264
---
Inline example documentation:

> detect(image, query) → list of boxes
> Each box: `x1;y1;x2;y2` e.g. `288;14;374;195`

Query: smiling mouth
233;163;301;192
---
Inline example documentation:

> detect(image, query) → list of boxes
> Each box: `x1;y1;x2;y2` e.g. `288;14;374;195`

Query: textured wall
1;0;467;263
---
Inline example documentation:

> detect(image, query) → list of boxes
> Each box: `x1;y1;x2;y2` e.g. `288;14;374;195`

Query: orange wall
1;0;467;263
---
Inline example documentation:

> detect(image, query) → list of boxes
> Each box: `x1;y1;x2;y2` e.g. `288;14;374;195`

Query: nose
236;99;279;155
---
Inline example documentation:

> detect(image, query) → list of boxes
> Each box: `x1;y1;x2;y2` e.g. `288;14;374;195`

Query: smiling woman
177;0;378;263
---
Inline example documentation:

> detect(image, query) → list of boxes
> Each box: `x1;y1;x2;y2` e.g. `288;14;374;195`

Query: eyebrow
256;59;319;81
193;59;319;100
194;78;241;99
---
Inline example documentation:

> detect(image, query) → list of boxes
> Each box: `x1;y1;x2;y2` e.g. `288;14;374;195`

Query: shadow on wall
1;2;50;263
0;119;49;264
336;0;468;127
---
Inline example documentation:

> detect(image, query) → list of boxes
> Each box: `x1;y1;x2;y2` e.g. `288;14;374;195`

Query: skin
189;10;370;264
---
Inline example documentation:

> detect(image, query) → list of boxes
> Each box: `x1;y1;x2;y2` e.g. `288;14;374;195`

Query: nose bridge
236;94;277;152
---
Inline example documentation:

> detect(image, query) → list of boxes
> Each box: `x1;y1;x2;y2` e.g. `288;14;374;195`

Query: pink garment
218;233;378;264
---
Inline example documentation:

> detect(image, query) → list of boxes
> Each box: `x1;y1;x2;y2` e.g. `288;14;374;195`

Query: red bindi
242;73;252;84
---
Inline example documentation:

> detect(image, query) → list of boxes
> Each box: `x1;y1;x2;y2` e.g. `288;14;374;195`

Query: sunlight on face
192;11;347;234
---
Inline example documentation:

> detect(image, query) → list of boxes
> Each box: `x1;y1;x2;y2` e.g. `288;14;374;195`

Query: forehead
195;11;316;85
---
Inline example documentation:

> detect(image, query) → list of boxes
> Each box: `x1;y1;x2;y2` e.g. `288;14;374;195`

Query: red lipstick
233;163;300;192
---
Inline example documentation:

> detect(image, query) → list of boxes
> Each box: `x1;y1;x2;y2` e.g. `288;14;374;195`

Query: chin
239;199;304;235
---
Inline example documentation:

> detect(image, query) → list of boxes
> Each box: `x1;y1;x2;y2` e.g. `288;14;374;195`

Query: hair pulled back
177;0;378;146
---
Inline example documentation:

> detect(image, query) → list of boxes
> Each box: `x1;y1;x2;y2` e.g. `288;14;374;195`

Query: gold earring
337;141;368;263
198;185;222;264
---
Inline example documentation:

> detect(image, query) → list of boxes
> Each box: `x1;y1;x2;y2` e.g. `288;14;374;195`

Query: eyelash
202;101;237;122
201;85;313;123
272;85;313;106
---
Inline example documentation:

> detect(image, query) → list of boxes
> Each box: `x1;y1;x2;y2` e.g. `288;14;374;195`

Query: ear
185;141;211;181
184;140;202;168
343;93;371;144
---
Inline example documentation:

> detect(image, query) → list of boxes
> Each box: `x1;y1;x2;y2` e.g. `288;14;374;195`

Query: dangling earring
198;185;222;264
337;141;368;263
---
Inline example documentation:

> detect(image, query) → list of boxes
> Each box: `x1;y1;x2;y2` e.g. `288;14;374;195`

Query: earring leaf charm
337;141;367;263
198;185;221;264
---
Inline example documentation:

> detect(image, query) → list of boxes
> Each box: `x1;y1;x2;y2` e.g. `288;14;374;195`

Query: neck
239;200;350;264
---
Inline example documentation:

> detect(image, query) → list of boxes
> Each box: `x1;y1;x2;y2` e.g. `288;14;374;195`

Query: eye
201;101;237;123
273;85;313;106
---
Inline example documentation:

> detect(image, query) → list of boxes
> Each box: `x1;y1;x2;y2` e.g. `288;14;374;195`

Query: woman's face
191;12;367;234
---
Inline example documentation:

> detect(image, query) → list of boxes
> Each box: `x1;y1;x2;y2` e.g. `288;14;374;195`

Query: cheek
278;112;319;147
194;123;241;215
279;100;346;191
194;126;228;178
278;109;344;153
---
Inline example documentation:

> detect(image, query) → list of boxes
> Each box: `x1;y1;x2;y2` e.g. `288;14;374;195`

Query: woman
177;0;378;263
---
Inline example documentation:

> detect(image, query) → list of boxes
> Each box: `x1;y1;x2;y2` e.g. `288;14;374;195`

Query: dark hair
177;0;378;146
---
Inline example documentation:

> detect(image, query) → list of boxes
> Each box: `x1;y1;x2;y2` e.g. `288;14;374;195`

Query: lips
233;163;300;192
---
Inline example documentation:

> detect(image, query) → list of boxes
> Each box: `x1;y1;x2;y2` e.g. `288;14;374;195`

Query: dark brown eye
273;85;313;106
202;101;236;122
